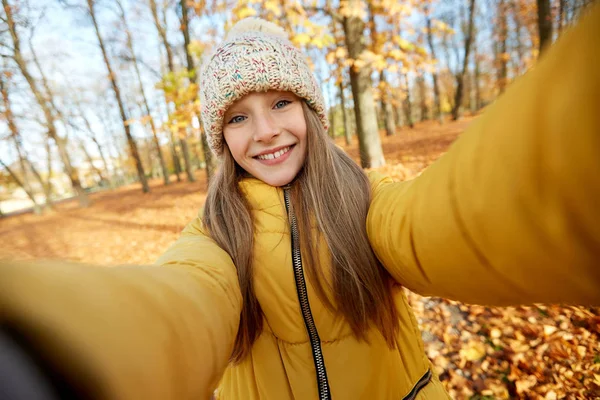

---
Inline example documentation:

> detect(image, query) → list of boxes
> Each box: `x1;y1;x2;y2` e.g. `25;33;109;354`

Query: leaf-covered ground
1;117;598;399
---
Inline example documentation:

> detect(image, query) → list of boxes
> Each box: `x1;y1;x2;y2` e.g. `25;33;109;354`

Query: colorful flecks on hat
199;17;329;156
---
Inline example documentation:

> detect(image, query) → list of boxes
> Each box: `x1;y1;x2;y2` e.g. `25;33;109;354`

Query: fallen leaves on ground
1;117;598;399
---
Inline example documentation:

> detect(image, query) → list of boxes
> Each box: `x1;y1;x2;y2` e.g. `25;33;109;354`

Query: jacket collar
239;178;285;212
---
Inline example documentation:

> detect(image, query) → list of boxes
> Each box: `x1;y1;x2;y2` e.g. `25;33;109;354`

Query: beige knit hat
199;18;329;156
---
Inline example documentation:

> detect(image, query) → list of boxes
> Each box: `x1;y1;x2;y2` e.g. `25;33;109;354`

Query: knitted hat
199;18;329;156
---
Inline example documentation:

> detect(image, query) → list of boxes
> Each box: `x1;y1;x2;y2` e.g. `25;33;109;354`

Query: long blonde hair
203;102;399;363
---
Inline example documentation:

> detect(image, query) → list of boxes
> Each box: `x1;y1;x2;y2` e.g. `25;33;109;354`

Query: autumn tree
490;0;510;95
85;0;149;192
3;0;89;206
177;0;210;182
367;0;396;137
424;0;444;124
66;89;114;188
342;0;385;168
451;0;476;120
115;0;169;186
536;0;552;54
328;19;353;145
0;72;42;213
148;0;185;183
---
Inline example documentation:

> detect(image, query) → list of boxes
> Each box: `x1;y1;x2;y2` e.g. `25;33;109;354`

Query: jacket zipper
283;187;332;400
402;369;432;400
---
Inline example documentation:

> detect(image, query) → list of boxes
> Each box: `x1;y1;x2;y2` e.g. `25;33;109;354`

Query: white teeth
257;146;291;160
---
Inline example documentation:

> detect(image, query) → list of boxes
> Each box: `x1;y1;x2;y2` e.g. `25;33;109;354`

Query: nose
252;111;281;143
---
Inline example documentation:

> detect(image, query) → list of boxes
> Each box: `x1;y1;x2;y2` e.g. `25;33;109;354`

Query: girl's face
223;90;308;187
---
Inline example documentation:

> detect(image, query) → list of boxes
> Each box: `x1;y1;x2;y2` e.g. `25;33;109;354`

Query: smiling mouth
255;146;293;160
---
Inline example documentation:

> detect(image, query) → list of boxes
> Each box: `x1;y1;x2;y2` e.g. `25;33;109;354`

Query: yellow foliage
459;340;486;362
326;51;336;64
416;46;428;57
336;47;347;58
236;6;257;19
187;40;205;58
500;52;511;62
393;36;415;52
312;34;334;49
373;58;388;72
339;0;367;19
264;0;281;16
292;33;311;46
389;48;406;61
353;58;366;71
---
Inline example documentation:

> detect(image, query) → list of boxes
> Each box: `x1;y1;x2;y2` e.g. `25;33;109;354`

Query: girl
1;9;600;400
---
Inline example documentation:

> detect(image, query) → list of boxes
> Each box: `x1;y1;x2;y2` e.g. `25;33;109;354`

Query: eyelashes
226;99;294;125
227;115;246;124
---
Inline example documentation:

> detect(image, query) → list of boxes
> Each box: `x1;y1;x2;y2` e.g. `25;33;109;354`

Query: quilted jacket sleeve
0;216;241;400
366;4;600;306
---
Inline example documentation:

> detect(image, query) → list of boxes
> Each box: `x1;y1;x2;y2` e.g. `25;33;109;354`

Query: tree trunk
379;71;396;136
451;0;476;120
497;0;508;95
473;40;482;110
325;81;336;139
117;0;169;186
149;0;182;180
331;19;352;145
342;5;385;168
180;0;215;182
338;81;352;145
367;2;382;129
1;72;41;213
169;131;182;182
87;0;149;193
536;0;553;55
512;0;525;76
9;133;41;214
28;31;64;123
402;73;414;128
4;0;89;206
425;10;444;124
0;159;41;214
90;137;112;188
191;134;204;169
44;137;54;206
329;104;336;140
149;0;175;72
79;141;106;184
180;128;195;181
26;159;52;210
558;0;565;33
76;105;113;188
417;73;429;121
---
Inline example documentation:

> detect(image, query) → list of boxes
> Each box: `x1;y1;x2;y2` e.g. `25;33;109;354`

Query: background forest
1;0;599;398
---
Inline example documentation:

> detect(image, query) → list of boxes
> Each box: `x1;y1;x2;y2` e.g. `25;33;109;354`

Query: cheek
224;132;246;161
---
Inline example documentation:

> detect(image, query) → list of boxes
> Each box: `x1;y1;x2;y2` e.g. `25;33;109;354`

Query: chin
262;176;294;187
255;171;297;187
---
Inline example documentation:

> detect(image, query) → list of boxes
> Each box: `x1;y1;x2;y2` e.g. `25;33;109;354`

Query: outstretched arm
0;217;241;399
367;5;600;306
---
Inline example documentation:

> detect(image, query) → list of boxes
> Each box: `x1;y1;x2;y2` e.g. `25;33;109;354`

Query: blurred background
1;0;599;398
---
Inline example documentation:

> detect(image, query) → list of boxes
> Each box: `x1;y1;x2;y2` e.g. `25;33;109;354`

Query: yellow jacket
1;5;599;400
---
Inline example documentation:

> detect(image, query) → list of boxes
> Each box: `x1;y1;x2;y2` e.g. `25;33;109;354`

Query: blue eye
274;100;291;109
228;115;246;124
